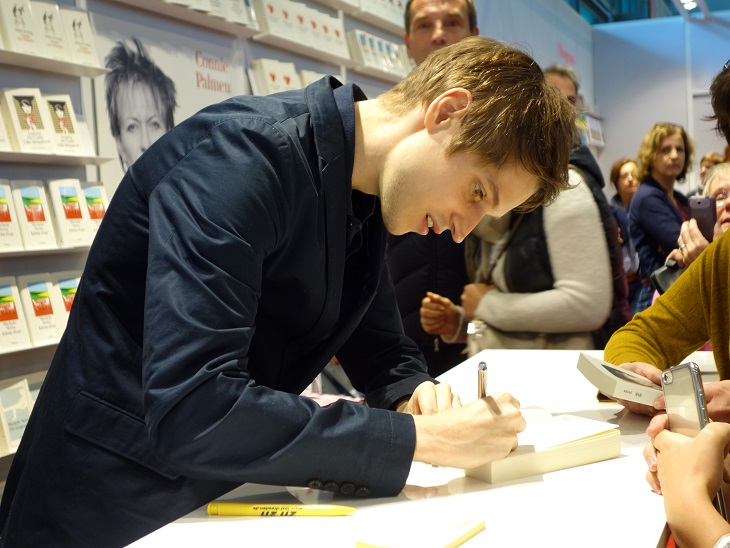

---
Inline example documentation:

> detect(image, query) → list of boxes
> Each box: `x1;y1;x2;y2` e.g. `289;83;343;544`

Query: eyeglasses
724;58;730;70
713;188;729;208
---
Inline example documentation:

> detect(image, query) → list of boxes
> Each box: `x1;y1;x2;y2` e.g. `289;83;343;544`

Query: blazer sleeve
631;188;682;256
139;117;415;496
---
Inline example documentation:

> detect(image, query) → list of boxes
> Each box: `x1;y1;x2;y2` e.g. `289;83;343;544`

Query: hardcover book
0;0;41;56
30;1;69;61
0;88;55;154
465;408;621;484
16;273;64;346
577;352;663;405
0;276;32;354
46;178;94;247
0;180;23;252
0;378;33;455
79;181;108;235
57;6;99;67
10;179;57;250
43;94;83;155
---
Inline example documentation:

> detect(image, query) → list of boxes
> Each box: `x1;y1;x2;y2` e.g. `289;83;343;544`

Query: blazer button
323;481;339;492
307;479;324;490
340;483;356;495
354;486;371;497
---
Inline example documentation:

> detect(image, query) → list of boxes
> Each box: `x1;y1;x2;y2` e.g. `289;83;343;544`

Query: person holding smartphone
644;414;730;548
665;162;730;268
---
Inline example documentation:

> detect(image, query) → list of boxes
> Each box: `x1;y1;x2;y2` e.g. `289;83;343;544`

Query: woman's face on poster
115;81;167;170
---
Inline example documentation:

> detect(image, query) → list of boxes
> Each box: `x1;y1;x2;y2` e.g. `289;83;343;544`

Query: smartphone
689;196;717;242
661;362;728;521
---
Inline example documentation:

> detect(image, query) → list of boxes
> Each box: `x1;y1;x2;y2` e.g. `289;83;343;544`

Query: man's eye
474;183;485;199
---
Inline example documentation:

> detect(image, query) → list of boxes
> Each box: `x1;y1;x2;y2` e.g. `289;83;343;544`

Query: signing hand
397;381;461;415
412;393;526;469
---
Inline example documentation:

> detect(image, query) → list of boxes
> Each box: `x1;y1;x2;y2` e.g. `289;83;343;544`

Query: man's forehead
411;0;468;16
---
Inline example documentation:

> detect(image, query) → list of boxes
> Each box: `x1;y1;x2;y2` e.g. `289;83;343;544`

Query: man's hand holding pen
398;378;522;469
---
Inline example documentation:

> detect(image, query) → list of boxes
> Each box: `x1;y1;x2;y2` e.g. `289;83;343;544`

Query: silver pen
478;361;487;398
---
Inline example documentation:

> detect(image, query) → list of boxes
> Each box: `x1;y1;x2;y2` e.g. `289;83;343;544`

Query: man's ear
424;88;472;133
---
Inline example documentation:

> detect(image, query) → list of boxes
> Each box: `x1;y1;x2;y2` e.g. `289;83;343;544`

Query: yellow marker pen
207;502;356;517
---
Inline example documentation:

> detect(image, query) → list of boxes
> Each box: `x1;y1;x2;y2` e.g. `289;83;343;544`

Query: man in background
387;0;479;377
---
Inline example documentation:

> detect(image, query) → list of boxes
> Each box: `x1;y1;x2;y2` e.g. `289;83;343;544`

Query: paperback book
17;273;64;346
0;378;33;455
79;181;108;234
10;179;57;250
0;180;23;252
0;0;41;56
58;6;99;67
30;1;69;62
0;110;13;152
46;178;94;247
465;407;621;484
43;94;83;155
0;88;55;154
49;270;81;328
0;276;32;354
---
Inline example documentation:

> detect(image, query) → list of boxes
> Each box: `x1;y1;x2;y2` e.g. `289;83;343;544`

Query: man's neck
351;99;423;197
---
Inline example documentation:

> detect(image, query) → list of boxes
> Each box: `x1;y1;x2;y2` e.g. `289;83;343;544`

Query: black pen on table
478;361;487;399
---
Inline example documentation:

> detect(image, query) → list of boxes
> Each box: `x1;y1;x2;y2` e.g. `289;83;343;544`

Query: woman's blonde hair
636;122;695;183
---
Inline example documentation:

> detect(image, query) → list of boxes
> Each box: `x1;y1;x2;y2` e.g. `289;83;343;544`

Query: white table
130;349;698;547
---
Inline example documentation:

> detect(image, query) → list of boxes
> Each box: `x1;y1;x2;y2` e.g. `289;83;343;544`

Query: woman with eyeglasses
664;162;730;268
628;122;695;312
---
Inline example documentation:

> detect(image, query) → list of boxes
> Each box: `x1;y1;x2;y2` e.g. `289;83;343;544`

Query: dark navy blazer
629;177;688;277
0;78;432;547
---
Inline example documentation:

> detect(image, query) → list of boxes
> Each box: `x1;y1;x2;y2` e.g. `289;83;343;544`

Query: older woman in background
665;162;730;268
609;158;641;312
629;123;694;312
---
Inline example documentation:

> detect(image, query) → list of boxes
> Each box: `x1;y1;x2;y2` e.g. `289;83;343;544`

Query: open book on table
465;407;620;484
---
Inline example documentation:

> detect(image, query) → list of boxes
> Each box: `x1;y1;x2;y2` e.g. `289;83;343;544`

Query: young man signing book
0;37;575;547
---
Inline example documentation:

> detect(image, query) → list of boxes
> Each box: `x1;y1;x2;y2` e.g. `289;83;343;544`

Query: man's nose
431;22;447;43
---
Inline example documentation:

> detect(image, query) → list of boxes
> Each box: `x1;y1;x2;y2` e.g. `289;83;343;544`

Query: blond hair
636;123;695;182
379;36;575;211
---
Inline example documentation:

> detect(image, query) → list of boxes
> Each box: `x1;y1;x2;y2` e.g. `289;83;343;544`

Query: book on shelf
0;378;33;455
464;407;621;484
249;58;301;95
0;109;13;152
0;180;23;252
79;181;108;234
224;0;255;26
45;178;94;247
0;87;56;154
48;270;81;327
10;179;57;250
0;0;42;56
42;94;83;155
57;6;99;67
0;276;32;354
30;0;70;62
16;273;64;346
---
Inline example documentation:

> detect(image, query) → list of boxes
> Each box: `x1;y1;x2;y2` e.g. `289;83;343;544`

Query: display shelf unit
0;50;108;79
109;0;259;38
0;151;114;167
252;32;356;68
0;9;108;484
